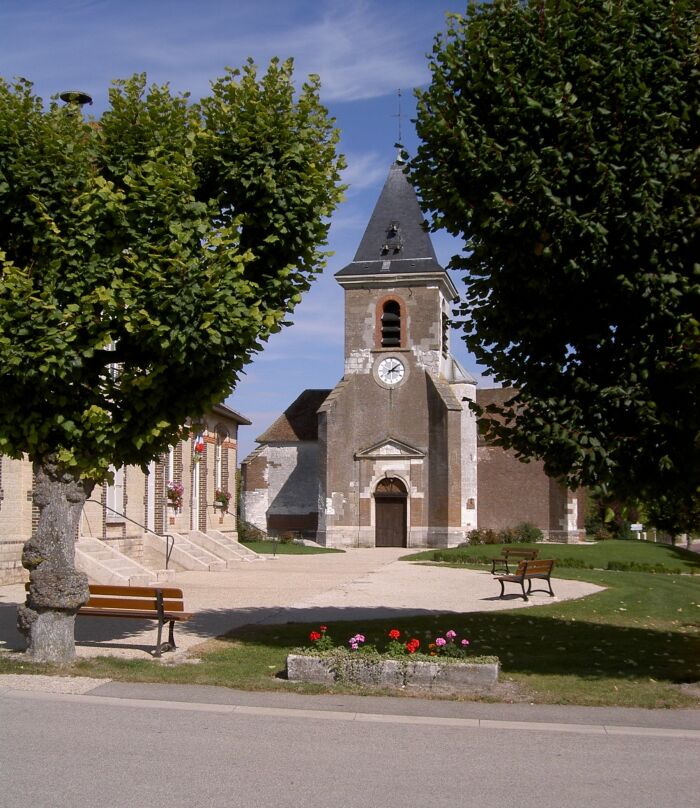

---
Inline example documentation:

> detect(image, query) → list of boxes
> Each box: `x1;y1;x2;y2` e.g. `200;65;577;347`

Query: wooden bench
495;559;555;601
26;583;192;657
490;547;539;574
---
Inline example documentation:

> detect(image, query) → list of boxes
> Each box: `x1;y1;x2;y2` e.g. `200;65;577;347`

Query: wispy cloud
341;151;388;195
0;1;441;105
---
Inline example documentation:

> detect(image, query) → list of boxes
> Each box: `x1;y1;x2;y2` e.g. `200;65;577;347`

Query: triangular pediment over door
354;437;425;461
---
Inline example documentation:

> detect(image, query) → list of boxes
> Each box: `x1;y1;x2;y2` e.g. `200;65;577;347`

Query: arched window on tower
380;300;402;348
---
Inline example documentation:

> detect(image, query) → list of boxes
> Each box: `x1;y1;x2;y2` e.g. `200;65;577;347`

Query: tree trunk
17;455;95;663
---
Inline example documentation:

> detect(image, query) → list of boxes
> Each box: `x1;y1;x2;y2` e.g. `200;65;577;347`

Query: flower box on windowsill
286;652;499;691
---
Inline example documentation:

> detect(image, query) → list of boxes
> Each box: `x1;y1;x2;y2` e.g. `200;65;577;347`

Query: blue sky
0;0;481;461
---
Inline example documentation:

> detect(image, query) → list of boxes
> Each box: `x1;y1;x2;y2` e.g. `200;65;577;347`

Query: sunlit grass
403;540;700;575
239;540;343;555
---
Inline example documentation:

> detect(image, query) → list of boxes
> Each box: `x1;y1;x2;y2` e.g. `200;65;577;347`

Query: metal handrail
86;499;175;569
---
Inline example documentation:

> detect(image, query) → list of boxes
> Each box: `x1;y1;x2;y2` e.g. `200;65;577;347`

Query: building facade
241;162;585;547
0;403;249;584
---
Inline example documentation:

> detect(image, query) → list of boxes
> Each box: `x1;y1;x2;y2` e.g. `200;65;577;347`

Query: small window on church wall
381;300;402;347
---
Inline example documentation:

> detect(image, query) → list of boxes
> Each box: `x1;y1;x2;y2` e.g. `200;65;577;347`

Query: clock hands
377;357;405;385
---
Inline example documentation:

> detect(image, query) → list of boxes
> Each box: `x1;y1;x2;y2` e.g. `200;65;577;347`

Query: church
241;161;585;548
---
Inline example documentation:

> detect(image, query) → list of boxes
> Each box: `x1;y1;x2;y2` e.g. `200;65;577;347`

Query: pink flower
349;633;365;649
461;639;470;647
446;630;456;640
435;637;447;647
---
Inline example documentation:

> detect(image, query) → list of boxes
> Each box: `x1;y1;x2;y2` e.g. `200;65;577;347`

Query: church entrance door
374;478;407;547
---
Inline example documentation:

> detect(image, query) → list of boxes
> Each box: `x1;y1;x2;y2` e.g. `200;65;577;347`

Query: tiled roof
336;161;446;278
255;389;331;443
212;402;251;425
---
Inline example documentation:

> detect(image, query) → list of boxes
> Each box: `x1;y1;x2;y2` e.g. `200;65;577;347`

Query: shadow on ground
2;593;698;685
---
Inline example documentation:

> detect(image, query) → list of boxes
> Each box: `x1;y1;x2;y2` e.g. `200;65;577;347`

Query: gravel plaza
0;548;602;660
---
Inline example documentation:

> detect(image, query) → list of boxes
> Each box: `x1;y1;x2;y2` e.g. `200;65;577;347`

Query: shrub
514;522;543;543
498;527;518;544
279;531;298;545
237;520;269;542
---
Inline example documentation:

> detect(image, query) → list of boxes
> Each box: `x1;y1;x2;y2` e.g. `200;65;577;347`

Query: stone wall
240;442;320;537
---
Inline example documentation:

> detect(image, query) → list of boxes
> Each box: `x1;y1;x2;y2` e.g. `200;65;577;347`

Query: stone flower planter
287;652;499;691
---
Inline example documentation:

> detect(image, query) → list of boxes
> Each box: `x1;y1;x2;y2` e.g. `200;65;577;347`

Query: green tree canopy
0;60;344;661
0;61;344;478
410;0;699;532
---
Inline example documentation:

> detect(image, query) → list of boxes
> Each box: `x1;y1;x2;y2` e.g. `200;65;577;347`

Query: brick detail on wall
175;443;183;484
154;459;165;535
121;467;127;539
101;482;107;539
222;441;230;515
30;469;38;538
200;444;208;532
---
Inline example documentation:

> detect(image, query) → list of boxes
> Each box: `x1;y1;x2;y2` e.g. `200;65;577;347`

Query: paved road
1;678;698;808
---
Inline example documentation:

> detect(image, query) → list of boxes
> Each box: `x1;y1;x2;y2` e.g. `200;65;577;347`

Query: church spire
335;161;445;279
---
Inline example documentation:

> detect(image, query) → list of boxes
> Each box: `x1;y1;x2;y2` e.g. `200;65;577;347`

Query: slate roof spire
335;161;445;278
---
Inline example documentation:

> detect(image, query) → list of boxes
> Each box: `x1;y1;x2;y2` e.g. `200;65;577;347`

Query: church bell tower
316;161;478;548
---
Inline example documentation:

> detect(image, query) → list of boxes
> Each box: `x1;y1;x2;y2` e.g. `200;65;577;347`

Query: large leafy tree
410;0;699;531
0;60;344;662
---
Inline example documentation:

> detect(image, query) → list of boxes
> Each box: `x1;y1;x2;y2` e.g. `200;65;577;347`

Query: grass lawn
2;557;698;708
240;540;343;555
403;539;700;575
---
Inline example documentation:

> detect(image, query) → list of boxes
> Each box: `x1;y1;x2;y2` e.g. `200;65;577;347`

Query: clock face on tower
376;356;405;386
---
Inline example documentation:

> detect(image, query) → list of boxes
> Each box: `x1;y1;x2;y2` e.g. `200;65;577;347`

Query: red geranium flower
309;631;321;642
319;625;328;632
388;629;401;640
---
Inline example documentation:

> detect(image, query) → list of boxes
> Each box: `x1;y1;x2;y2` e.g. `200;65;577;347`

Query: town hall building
241;161;585;547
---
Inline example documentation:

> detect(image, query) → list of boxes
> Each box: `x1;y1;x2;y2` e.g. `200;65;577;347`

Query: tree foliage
410;0;699;531
0;60;344;479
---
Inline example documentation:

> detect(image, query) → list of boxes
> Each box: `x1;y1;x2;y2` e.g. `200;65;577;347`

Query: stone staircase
143;532;226;572
0;541;27;585
75;536;172;585
188;529;265;565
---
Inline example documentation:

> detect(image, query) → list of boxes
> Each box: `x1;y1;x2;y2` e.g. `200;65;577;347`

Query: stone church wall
241;442;320;537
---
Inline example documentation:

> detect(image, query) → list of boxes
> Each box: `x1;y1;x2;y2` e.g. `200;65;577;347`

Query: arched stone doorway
374;477;407;547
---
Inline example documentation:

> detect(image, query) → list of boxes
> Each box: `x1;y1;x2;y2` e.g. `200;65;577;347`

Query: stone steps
143;532;225;572
76;536;161;586
0;541;27;585
188;529;265;566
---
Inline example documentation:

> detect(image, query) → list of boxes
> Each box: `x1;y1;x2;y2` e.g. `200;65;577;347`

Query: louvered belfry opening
381;300;401;347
